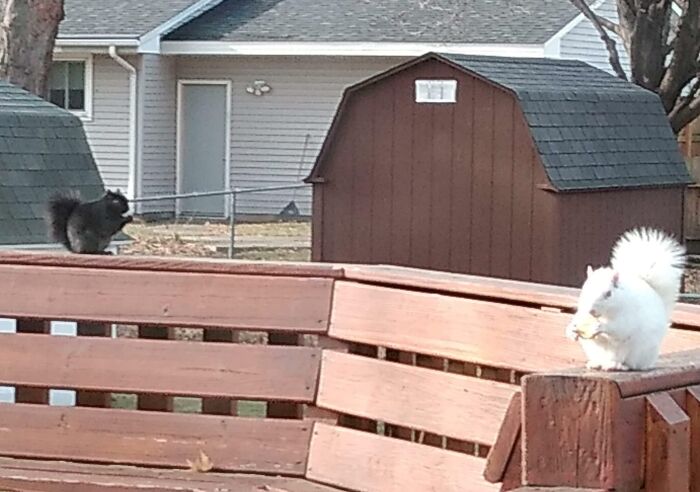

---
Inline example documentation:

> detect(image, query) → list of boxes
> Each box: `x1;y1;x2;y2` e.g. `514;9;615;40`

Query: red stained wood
645;392;691;492
0;404;311;475
0;458;342;492
0;265;332;332
688;386;700;492
306;423;498;492
316;351;516;445
522;375;620;488
76;322;112;408
0;334;320;402
14;318;51;405
0;251;345;278
484;392;522;483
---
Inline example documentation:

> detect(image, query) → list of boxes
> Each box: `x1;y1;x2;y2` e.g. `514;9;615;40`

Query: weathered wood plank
306;423;498;492
484;392;521;483
316;350;516;445
0;404;311;475
0;457;342;492
0;251;345;278
0;264;332;332
329;283;700;373
522;375;621;489
645;392;691;492
0;333;320;402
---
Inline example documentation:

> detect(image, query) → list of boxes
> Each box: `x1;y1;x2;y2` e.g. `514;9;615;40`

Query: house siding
83;55;134;191
559;0;631;75
139;54;177;213
175;55;405;216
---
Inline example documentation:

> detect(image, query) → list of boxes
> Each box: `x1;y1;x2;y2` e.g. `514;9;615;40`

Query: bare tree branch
668;76;700;133
569;0;628;80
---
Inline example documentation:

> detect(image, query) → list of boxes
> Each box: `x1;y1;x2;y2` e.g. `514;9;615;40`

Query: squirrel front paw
598;361;630;372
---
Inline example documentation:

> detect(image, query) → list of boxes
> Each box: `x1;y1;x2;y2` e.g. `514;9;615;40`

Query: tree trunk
0;0;64;98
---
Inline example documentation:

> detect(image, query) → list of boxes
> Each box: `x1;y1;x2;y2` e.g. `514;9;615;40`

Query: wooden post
522;373;635;490
686;386;700;492
137;326;173;412
644;392;690;492
201;328;238;415
14;319;50;404
75;322;111;408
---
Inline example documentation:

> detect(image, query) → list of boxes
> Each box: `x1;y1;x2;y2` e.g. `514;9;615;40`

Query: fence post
229;191;237;259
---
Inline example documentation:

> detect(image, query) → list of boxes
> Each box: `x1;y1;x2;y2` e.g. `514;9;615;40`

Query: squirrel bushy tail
46;192;81;251
610;227;686;315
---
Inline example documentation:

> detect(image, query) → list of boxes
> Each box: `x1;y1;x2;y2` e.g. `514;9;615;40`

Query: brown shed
305;53;692;287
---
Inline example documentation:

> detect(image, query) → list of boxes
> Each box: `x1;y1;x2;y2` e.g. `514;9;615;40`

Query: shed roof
0;82;106;246
165;0;581;44
308;53;692;192
59;0;203;38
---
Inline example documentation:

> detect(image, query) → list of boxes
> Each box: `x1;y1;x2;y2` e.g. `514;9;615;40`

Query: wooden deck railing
0;252;699;491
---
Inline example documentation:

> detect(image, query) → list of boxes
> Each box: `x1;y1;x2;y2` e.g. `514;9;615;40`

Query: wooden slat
201;328;239;416
14;319;51;405
329;282;700;373
137;326;174;412
0;251;345;278
645;392;691;492
0;458;342;492
76;322;112;408
0;264;332;332
330;281;581;372
306;423;498;492
342;264;700;330
0;404;310;475
268;332;304;419
484;392;522;483
0;334;320;402
316;351;515;444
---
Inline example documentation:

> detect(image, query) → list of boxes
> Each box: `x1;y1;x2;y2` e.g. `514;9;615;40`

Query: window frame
50;54;94;121
414;79;458;104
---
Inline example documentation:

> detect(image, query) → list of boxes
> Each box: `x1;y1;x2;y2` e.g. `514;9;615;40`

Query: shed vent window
415;79;457;103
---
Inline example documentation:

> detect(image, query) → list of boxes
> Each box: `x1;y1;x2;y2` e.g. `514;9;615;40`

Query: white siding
139;54;177;213
176;56;405;216
559;0;631;75
83;55;133;191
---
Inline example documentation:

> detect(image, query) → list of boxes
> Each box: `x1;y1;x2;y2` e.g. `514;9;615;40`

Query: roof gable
165;0;582;44
308;53;691;192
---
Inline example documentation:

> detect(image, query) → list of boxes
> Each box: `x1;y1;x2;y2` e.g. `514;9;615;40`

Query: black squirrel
46;190;133;254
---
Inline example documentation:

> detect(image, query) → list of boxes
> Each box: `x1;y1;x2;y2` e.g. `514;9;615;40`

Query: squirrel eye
603;290;612;299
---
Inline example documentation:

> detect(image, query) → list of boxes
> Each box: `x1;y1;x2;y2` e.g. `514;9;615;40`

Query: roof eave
159;41;547;57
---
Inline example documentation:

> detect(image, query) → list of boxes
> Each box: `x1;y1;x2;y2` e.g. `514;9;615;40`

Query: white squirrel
566;227;686;371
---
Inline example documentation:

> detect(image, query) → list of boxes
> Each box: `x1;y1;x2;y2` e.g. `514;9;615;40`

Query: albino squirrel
566;227;686;371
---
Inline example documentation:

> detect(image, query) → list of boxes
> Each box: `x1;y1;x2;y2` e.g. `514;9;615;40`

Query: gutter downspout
108;46;139;205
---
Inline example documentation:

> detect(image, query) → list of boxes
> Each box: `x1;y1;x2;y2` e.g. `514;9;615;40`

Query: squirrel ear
586;265;594;278
611;271;620;288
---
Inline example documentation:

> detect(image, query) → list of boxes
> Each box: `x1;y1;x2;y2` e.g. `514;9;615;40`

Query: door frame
175;79;232;217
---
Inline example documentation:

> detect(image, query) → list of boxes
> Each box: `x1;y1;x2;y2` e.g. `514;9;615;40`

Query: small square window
49;61;86;112
415;79;457;103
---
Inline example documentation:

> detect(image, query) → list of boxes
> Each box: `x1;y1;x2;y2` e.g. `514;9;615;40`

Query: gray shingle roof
0;82;106;246
165;0;581;44
438;53;691;191
59;0;202;38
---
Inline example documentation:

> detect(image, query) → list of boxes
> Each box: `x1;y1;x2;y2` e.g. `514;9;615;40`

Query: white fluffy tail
610;228;686;314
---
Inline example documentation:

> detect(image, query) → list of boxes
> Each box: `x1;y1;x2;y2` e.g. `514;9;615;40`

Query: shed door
178;83;228;217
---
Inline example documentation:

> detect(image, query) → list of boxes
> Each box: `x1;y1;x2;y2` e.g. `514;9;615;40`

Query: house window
49;61;86;111
415;79;457;103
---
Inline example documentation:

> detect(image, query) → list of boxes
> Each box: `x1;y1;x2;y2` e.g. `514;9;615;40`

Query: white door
178;81;230;217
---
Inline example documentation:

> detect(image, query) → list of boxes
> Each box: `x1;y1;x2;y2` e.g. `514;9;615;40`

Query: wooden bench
0;253;699;491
